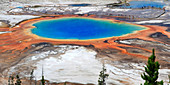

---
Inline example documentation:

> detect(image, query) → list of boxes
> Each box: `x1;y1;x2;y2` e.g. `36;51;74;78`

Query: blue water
16;7;23;8
120;1;165;8
31;18;146;40
68;4;91;6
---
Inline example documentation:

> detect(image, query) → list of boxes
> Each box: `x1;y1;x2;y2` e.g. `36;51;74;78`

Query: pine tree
98;64;109;85
41;66;45;85
64;82;67;85
41;75;45;85
30;69;34;85
8;76;11;85
141;49;163;85
11;76;14;85
34;76;37;85
15;75;21;85
168;75;170;83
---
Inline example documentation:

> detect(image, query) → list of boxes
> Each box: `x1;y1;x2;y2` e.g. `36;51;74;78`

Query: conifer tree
141;49;163;85
168;75;170;83
15;75;21;85
8;76;11;85
11;76;14;85
8;75;14;85
64;82;67;85
34;76;37;85
30;69;34;85
41;75;45;85
41;66;45;85
98;64;109;85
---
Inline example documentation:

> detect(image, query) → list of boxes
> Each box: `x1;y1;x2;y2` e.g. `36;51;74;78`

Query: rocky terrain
0;0;170;85
1;44;169;85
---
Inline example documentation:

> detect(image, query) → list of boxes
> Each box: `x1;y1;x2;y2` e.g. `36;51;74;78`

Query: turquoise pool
31;18;146;40
121;1;165;8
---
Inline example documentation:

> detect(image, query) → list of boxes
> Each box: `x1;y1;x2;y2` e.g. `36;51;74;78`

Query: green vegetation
41;66;45;85
8;75;16;85
15;75;21;85
7;49;168;85
98;64;109;85
168;75;170;83
30;69;34;85
41;75;45;85
8;76;11;85
11;76;14;85
64;82;67;85
141;49;163;85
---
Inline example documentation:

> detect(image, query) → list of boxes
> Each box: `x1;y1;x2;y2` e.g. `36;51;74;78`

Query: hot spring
31;18;146;40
